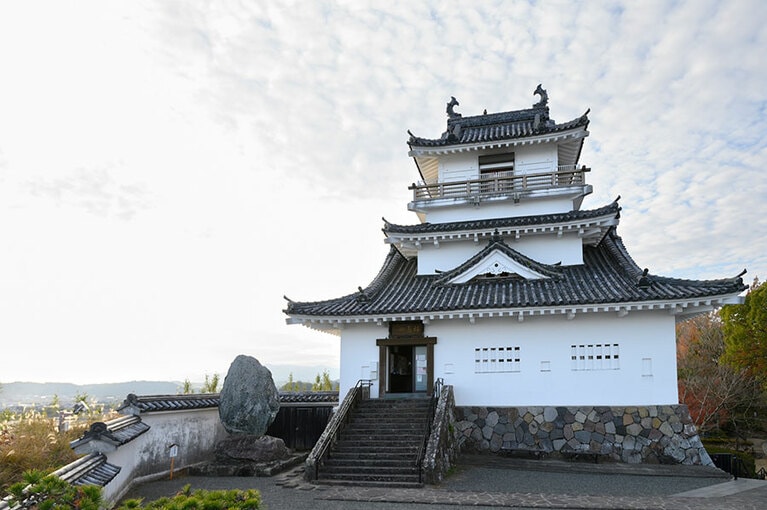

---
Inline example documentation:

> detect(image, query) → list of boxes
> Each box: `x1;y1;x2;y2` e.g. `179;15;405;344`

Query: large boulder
219;355;280;435
214;435;289;463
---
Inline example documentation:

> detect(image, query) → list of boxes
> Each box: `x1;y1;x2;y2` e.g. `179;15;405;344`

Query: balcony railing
409;165;590;202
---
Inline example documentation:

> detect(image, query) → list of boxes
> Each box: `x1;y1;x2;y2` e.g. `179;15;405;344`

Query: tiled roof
117;392;341;415
70;415;149;451
117;393;220;414
408;104;589;148
278;391;339;404
51;453;121;487
285;228;747;318
384;201;620;235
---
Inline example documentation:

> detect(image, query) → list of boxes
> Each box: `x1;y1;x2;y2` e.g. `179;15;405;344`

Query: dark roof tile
70;415;149;450
51;453;120;487
384;202;619;235
409;105;589;148
285;228;747;317
117;393;220;414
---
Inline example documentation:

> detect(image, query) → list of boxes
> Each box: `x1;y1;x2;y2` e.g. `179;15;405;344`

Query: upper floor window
479;152;515;176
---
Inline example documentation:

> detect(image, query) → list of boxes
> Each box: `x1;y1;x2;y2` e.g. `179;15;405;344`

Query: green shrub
5;470;102;509
117;485;262;509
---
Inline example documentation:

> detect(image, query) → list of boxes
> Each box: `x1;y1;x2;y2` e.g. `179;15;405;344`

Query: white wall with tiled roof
430;312;678;407
337;311;677;407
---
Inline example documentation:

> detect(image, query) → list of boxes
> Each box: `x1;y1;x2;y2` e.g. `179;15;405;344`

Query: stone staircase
316;397;432;488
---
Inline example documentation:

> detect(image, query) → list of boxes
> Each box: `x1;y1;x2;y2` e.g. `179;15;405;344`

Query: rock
219;355;280;435
215;435;289;463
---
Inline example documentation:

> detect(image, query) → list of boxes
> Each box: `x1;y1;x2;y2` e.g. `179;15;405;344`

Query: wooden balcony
409;166;590;203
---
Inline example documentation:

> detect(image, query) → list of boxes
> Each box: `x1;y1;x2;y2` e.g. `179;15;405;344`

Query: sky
0;0;765;385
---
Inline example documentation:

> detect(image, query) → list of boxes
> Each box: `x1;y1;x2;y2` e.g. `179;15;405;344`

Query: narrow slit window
475;345;520;373
571;343;620;371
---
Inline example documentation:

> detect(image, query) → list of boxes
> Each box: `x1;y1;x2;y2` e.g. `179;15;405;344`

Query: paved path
119;455;767;510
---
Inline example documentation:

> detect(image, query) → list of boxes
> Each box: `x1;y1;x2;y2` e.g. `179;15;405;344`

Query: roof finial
533;84;548;108
636;268;652;290
446;96;462;119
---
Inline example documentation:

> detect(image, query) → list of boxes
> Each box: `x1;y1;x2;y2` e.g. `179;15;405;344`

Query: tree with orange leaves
676;312;762;432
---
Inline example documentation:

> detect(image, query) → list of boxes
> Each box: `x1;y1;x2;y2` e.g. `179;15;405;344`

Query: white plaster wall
339;323;386;399
436;145;557;182
515;145;556;175
106;408;227;504
337;312;679;408
439;152;477;182
423;198;575;224
427;312;678;407
416;233;583;275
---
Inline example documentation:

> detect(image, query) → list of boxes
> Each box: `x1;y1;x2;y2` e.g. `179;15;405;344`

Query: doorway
387;345;429;393
376;322;436;398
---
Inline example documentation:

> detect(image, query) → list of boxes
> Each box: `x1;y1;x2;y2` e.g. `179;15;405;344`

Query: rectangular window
479;152;515;175
642;357;652;377
475;346;520;373
571;343;620;371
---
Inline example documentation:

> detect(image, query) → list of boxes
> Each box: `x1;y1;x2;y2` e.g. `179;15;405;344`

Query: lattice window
474;346;521;373
570;343;619;371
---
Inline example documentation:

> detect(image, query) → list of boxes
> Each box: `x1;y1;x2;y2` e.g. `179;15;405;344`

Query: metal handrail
415;378;444;482
308;379;372;481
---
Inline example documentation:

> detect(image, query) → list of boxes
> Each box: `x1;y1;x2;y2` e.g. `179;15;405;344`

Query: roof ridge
384;201;620;234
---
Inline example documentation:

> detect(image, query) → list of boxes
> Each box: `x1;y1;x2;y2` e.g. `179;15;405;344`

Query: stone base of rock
188;452;307;477
214;435;289;463
455;405;713;466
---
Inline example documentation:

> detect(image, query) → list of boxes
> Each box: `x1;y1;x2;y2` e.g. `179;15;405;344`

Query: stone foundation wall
421;385;459;484
455;405;712;466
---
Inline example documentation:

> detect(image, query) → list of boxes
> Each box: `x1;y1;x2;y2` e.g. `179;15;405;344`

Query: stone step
350;415;429;423
344;425;427;434
323;457;416;468
357;402;431;411
336;437;423;451
318;471;421;483
331;445;420;455
340;431;425;440
314;478;423;489
328;451;416;460
321;464;419;476
351;412;430;420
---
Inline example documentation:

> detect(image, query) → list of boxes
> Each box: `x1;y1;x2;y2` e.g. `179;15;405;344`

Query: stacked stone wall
421;385;459;484
455;405;712;465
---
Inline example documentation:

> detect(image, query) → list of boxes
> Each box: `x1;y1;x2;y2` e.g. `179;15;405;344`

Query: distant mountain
0;364;340;408
0;381;182;407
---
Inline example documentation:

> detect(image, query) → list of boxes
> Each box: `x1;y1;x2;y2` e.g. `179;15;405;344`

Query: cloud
1;0;765;383
26;168;151;220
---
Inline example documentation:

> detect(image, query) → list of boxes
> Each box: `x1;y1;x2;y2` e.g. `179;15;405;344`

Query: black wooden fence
267;392;338;451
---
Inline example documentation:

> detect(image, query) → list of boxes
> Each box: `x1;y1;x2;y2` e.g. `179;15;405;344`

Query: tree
721;278;767;381
311;370;334;391
284;373;297;392
201;373;220;393
320;370;334;391
181;379;194;394
677;313;762;431
311;373;322;391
